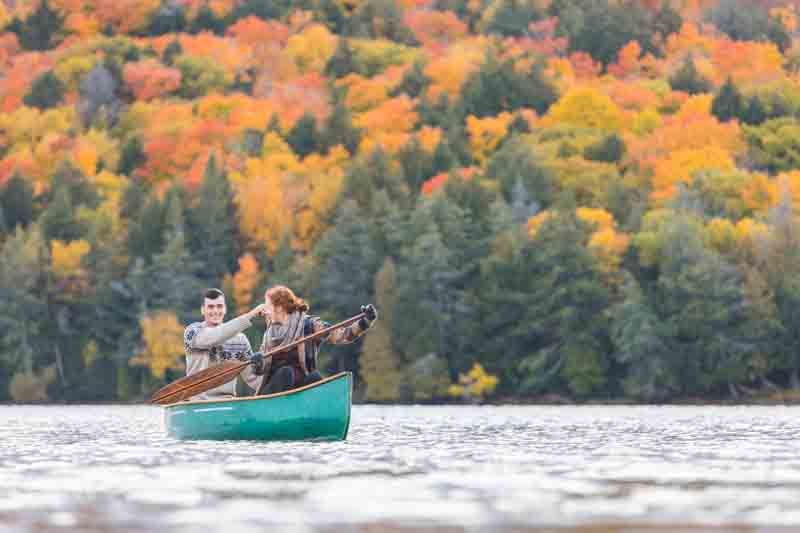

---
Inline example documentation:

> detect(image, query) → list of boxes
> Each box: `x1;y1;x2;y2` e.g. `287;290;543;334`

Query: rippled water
1;405;799;532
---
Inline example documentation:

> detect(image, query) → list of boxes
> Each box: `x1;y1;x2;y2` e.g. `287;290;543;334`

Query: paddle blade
150;361;248;405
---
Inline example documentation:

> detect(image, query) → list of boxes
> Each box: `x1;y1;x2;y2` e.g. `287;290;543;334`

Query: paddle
149;312;366;405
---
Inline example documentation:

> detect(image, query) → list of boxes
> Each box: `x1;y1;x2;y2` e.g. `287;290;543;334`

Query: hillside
1;0;799;403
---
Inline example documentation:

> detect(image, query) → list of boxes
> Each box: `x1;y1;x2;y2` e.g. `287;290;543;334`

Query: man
183;288;266;400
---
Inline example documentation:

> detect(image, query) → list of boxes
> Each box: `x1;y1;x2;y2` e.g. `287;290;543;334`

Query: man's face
202;297;226;326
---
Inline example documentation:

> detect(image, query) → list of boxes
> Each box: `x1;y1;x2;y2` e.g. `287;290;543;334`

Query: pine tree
0;173;35;230
325;37;358;78
669;55;711;95
711;78;744;122
312;200;381;317
485;135;554;208
127;195;166;263
583;133;626;162
118;137;146;176
190;4;225;34
24;71;65;109
360;258;402;401
40;185;83;242
320;101;361;154
7;0;65;51
286;112;321;158
742;95;767;126
188;155;240;284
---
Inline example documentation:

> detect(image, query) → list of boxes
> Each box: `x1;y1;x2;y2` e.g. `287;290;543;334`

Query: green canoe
163;372;352;441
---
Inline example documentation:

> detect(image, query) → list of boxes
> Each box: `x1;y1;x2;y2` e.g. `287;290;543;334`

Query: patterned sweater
183;314;261;399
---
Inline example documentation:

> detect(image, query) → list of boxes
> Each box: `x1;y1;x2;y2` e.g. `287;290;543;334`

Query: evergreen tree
40;185;83;242
669;55;711;95
189;4;225;34
163;40;183;65
118;136;146;176
655;221;756;395
397;137;434;193
188;156;240;284
0;173;35;230
742;95;767;126
320;101;361;155
390;60;430;98
7;0;65;51
652;1;683;40
480;211;611;395
127;195;166;263
0;226;48;399
147;3;187;35
611;275;676;400
485;135;554;208
360;258;402;401
341;149;410;213
313;200;381;317
459;52;557;118
23;71;65;109
711;78;744;122
484;0;542;37
325;37;358;78
583;133;626;162
286;112;321;158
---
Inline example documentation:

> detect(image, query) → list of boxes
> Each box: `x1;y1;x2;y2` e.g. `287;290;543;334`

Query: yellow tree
232;253;260;312
541;87;624;131
130;311;185;379
466;112;513;166
285;24;338;73
650;146;736;204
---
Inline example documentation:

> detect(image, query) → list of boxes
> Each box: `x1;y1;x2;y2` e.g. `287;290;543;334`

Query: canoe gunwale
161;371;351;408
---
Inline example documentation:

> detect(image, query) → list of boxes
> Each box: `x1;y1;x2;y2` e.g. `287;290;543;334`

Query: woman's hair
265;285;309;314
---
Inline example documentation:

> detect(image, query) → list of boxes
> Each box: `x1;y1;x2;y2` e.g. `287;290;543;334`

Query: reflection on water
1;405;799;532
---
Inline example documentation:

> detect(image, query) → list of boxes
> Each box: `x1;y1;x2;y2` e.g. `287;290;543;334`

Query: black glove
250;352;265;375
360;304;378;323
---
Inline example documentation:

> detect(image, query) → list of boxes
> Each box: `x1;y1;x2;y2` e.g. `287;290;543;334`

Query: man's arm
189;305;266;350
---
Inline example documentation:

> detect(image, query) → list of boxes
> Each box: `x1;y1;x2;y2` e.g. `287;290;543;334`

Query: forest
1;0;800;403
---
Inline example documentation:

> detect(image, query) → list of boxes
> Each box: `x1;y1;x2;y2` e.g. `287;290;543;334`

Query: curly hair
265;285;309;314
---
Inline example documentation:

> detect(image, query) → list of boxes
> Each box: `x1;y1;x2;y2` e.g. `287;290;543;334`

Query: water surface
1;405;798;532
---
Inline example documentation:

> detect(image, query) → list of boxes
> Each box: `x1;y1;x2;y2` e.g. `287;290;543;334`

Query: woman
252;285;377;395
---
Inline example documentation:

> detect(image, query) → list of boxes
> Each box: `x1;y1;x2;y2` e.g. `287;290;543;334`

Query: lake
1;405;798;532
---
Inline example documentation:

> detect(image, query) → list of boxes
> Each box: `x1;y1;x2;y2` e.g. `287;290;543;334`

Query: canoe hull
163;372;352;441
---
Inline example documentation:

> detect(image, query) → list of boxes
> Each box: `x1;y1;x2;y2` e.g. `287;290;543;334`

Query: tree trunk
55;344;67;387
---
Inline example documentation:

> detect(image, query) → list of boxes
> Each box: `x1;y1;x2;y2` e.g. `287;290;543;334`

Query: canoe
162;372;352;441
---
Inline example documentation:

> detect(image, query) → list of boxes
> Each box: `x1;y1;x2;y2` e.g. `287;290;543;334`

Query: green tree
24;71;65;110
611;274;676;400
360;258;402;401
188;156;240;284
583;133;626;162
0;173;35;230
711;78;744;123
325;37;358;79
7;0;65;51
189;4;225;34
0;226;48;399
459;51;558;118
320;100;361;155
484;135;554;208
118;136;146;176
147;3;187;36
742;95;767;126
744;118;800;174
483;0;543;37
669;55;711;95
286;112;321;158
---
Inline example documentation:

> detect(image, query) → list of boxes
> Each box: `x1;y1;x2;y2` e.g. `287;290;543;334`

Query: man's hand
248;303;268;321
250;352;265;375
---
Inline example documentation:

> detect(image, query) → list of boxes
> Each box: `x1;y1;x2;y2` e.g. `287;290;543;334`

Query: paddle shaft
150;312;366;404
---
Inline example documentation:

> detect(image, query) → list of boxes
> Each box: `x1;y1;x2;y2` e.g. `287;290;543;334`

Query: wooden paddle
149;313;366;405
